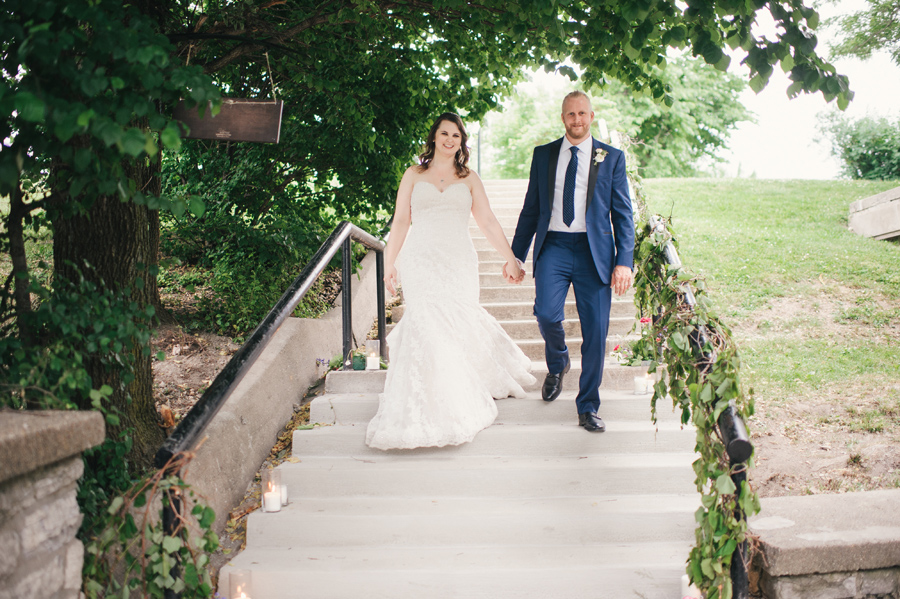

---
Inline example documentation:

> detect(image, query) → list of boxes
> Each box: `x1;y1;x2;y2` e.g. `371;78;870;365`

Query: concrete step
219;558;686;599
310;391;682;426
391;299;634;324
385;318;634;341
292;421;695;458
220;541;690;574
325;361;646;394
243;496;697;548
275;452;696;497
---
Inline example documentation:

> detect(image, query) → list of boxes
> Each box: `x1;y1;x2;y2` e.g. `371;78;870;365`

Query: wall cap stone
750;489;900;578
0;411;105;484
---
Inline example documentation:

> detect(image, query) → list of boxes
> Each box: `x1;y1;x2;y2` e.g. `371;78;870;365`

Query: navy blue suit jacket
510;136;635;285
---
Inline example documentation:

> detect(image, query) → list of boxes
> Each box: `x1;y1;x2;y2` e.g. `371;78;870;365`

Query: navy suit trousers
534;232;611;415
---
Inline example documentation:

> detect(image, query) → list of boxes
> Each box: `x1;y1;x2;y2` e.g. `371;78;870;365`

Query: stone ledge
848;186;900;241
750;490;900;578
0;411;104;484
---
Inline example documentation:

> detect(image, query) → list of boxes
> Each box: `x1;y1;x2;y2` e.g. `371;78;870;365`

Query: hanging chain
265;51;277;100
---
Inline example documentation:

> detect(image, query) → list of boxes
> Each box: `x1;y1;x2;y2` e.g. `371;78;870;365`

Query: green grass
641;178;900;410
642;179;900;315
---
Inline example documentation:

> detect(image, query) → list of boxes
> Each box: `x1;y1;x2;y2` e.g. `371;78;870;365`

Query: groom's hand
612;265;633;296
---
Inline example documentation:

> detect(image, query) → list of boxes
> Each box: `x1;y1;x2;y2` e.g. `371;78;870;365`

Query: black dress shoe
578;412;606;432
542;359;570;402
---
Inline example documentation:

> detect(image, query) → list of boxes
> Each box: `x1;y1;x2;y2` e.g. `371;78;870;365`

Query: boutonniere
594;148;608;165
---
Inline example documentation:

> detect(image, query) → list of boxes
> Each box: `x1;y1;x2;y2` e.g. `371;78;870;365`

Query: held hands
502;259;525;285
384;265;399;296
611;265;633;296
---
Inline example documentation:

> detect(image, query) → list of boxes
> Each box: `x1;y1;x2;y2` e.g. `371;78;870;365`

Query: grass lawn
642;178;900;495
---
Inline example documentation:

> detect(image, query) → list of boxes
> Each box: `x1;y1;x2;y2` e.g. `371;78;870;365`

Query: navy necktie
563;146;578;227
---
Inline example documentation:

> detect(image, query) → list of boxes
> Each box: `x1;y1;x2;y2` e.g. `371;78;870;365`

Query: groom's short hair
561;91;592;113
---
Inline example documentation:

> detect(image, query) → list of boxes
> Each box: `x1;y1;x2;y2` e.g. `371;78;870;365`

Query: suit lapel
546;138;562;214
586;138;600;212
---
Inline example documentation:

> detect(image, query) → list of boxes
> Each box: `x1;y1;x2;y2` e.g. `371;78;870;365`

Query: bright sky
719;1;900;179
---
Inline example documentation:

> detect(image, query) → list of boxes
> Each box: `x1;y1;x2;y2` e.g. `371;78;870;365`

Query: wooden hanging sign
174;98;284;143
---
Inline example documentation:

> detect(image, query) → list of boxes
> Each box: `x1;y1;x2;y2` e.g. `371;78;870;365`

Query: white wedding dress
365;181;536;450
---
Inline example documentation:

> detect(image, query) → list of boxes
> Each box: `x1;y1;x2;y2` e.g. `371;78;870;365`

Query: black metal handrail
154;220;385;599
647;215;753;599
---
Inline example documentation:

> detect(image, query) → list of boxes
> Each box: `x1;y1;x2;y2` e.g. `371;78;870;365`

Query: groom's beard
564;122;591;142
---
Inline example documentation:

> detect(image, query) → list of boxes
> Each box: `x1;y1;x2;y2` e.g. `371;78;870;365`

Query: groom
508;91;635;433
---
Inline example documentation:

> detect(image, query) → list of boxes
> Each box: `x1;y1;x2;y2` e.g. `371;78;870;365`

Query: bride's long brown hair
417;112;471;178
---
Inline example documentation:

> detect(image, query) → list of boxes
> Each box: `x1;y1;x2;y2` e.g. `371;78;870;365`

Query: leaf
161;535;183;554
106;413;120;426
15;92;45;122
716;473;736;495
107;496;124;515
700;383;714;403
188;195;206;218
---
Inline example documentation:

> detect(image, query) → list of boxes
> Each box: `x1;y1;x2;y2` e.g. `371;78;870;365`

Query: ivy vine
631;216;760;599
82;451;219;598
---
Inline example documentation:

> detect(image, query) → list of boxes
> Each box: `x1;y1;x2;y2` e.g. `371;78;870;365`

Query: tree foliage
819;111;900;180
484;56;752;179
827;0;900;66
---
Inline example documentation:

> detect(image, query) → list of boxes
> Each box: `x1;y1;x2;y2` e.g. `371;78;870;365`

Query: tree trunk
8;184;34;346
53;157;165;473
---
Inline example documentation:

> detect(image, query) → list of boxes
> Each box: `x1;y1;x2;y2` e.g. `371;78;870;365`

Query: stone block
0;457;83;520
62;540;84;591
761;570;857;599
0;527;20;577
20;492;82;555
5;551;66;599
849;186;900;241
750;490;900;577
857;567;900;596
0;411;104;484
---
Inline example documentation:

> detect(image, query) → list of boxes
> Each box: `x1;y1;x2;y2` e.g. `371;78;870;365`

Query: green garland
632;216;760;599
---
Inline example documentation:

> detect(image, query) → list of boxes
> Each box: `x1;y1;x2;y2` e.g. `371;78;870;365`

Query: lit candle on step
634;376;645;395
263;490;281;512
366;353;380;370
230;569;253;598
645;372;654;394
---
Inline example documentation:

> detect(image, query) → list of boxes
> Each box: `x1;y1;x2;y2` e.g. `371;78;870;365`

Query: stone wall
0;411;105;599
750;490;900;599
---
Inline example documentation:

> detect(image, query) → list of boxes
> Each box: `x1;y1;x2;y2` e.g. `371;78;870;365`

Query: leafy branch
82;450;219;599
632;216;760;599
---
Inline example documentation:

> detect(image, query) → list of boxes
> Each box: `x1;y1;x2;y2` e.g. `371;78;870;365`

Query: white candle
634;376;645;395
645;374;654;395
263;491;281;512
366;354;380;370
280;484;289;505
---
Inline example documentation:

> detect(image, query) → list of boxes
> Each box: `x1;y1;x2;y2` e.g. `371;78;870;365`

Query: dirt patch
734;282;900;498
749;379;900;497
151;325;240;430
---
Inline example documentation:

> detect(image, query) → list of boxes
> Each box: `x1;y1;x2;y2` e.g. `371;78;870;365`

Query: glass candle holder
365;339;381;370
229;569;252;598
261;469;282;512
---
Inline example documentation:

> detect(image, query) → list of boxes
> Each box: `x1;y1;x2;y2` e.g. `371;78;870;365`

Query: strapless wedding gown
365;181;536;450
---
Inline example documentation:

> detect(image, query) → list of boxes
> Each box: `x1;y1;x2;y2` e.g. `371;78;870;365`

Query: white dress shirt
549;136;593;233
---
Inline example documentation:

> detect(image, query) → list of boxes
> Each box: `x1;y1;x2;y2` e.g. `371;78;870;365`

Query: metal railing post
162;483;182;599
342;237;353;370
376;251;386;359
730;465;750;599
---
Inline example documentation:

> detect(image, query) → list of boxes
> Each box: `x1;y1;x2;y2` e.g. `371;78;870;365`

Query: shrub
819;112;900;180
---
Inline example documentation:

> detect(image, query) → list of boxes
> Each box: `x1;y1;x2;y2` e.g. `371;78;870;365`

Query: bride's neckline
414;180;468;194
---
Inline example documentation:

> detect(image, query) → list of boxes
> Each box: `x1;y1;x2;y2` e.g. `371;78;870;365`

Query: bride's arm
470;173;522;281
382;169;415;295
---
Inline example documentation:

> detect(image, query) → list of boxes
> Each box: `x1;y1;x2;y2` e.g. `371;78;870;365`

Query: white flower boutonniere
594;148;608;165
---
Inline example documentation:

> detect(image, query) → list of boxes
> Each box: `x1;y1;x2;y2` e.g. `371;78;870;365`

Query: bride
365;113;536;450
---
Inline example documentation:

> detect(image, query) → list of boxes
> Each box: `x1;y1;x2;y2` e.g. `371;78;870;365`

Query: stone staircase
218;179;699;598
